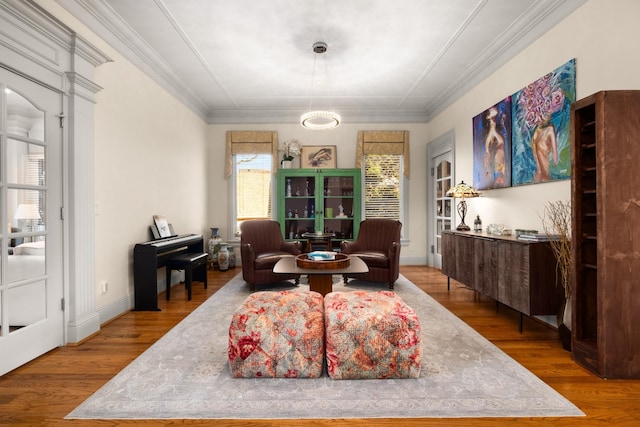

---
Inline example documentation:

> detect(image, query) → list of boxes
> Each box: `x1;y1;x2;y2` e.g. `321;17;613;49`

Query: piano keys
133;234;205;311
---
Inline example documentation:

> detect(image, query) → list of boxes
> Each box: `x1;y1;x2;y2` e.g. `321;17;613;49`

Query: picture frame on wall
472;97;512;190
511;58;576;186
300;145;337;168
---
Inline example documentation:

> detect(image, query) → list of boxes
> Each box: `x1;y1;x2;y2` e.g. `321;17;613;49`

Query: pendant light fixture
300;42;341;130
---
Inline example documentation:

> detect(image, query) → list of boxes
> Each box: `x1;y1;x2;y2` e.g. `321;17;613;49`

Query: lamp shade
14;203;41;220
446;181;480;199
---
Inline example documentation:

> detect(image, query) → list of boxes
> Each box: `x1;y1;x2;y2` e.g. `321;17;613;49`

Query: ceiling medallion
301;42;341;131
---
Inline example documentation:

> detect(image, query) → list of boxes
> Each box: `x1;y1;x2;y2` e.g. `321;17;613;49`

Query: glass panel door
0;68;63;375
433;154;453;267
283;174;316;240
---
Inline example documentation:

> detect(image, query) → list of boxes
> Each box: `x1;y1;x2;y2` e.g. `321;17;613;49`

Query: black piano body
133;234;205;311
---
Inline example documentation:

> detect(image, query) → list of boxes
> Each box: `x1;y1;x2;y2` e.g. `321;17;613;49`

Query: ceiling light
301;42;341;131
300;110;341;130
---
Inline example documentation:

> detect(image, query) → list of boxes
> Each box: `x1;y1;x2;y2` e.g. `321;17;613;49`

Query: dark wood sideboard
441;231;563;331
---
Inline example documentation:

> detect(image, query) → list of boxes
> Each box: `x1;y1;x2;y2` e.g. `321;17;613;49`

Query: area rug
67;274;583;420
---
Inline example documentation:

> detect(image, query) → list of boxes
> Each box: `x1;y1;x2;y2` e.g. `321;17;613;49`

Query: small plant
541;200;572;299
281;139;301;161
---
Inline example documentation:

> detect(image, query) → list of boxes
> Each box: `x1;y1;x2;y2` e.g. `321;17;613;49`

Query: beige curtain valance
225;131;279;178
356;130;410;177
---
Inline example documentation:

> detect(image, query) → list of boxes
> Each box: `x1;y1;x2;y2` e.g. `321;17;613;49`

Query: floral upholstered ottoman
228;291;324;378
324;290;422;379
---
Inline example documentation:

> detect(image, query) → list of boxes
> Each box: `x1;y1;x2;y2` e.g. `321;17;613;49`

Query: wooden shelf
571;90;640;379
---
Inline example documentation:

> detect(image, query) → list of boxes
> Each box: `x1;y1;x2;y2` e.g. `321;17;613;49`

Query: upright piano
133;234;205;310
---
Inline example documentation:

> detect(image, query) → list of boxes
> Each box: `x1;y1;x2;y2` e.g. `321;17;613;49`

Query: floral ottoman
228;291;324;378
324;290;422;379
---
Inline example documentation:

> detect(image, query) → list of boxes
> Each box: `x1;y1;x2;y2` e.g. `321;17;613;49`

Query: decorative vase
208;228;222;269
228;245;236;268
557;297;572;352
217;243;229;271
281;160;292;169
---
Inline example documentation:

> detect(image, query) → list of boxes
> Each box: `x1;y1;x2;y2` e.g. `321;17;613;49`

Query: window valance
225;131;279;178
356;131;410;177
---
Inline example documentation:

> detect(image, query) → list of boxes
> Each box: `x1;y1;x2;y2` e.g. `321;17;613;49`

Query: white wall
427;0;640;232
93;59;209;311
206;122;430;265
36;1;210;315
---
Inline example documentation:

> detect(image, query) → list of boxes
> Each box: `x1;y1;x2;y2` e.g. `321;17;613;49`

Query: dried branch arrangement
541;200;572;299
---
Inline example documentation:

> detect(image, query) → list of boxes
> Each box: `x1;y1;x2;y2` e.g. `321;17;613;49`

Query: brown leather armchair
341;219;402;289
240;220;302;291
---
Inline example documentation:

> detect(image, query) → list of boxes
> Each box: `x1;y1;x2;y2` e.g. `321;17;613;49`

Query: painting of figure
511;59;576;186
301;145;337;168
473;97;512;190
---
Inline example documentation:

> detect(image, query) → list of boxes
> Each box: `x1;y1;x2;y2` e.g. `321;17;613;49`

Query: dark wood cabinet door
498;241;530;315
455;235;475;288
441;232;456;278
474;237;497;299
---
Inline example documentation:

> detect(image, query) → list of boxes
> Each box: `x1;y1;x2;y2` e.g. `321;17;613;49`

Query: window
364;154;405;234
232;153;273;237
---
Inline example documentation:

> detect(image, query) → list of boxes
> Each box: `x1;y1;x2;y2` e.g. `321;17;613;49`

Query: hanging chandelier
300;42;341;131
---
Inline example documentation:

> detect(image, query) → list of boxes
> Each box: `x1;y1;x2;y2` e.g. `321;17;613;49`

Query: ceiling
57;0;585;125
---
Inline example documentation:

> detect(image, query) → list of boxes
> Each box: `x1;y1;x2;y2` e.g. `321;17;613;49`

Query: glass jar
474;215;482;232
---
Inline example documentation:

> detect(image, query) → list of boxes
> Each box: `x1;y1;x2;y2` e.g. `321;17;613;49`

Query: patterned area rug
67;274;583;420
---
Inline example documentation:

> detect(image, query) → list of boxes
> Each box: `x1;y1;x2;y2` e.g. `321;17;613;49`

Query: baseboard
400;256;428;266
66;311;101;344
97;294;133;326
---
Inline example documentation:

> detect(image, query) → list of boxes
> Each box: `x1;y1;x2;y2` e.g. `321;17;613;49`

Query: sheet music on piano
153;214;172;238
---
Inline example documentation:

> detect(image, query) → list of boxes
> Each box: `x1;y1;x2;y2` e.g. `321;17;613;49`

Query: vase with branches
540;200;572;350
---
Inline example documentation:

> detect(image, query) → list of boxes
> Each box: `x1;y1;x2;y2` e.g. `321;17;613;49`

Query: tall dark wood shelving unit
571;90;640;379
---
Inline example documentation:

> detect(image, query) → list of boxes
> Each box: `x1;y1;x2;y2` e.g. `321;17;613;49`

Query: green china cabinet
277;168;361;250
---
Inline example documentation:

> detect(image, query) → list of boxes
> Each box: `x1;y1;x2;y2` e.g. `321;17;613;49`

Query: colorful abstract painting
473;97;512;190
511;59;576;186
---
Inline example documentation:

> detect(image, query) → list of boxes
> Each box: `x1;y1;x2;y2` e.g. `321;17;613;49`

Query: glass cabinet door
283;174;316;239
322;175;355;240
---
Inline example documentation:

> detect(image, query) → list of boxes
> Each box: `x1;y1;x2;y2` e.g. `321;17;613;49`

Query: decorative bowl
296;253;350;270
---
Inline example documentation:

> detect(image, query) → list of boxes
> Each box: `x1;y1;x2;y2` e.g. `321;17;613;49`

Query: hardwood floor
1;266;639;426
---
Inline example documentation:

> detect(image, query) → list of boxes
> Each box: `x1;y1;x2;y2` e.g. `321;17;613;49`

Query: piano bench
165;252;208;301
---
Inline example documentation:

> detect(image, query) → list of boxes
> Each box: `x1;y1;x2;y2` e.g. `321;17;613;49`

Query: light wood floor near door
1;266;639;426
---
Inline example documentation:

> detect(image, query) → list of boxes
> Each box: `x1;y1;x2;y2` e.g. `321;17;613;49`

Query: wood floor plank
1;265;640;426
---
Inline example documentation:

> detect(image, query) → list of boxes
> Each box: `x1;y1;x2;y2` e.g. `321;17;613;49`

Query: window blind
364;155;401;220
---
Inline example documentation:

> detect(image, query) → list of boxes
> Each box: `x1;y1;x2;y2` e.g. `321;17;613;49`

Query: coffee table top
274;255;368;275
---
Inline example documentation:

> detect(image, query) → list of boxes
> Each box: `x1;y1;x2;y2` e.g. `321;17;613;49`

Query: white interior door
432;152;453;268
427;130;455;268
0;68;64;375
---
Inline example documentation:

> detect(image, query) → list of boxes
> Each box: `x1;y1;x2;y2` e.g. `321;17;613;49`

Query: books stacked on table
517;234;561;241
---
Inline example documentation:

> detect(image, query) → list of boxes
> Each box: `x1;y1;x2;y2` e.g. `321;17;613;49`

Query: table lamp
446;181;480;231
14;203;41;228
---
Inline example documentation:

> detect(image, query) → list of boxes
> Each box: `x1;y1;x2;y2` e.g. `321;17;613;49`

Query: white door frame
0;2;112;366
426;130;455;268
